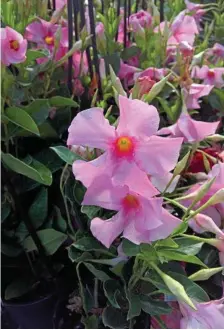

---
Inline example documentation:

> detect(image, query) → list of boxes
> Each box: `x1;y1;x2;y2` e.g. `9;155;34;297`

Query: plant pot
3;293;57;329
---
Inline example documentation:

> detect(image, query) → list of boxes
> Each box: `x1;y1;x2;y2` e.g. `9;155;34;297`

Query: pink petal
135;136;183;175
82;175;128;211
193;213;224;238
117;95;160;137
122;219;150;244
151;172;180;193
149;208;181;241
91;212;125;248
67;108;116;149
191;65;209;80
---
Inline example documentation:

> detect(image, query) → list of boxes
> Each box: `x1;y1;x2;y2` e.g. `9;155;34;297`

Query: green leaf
5;278;36;300
28;188;48;229
140;296;172;316
49;96;79;107
155;238;179;249
188;267;224;282
171;222;188;236
122;239;140;256
121;46;140;61
4;107;40;135
50;146;83;165
158;250;207;268
173;238;204;256
168;272;209;302
82;315;99;329
23;229;67;255
68;246;92;263
24;99;50;126
103;280;121;309
84;262;110;281
2;153;52;186
1;243;22;257
73;237;115;257
104;53;121;75
139;244;158;262
127;292;141;320
54;206;67;233
102;306;128;329
81;205;100;219
26;49;49;62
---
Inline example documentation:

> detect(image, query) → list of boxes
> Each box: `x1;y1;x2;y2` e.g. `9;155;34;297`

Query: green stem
94;278;99;309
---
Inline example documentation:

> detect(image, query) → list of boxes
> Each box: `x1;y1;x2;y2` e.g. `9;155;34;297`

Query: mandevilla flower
183;83;214;109
82;175;181;247
1;27;27;66
67;96;183;194
158;111;219;143
192;65;224;88
207;43;224;61
179;298;224;329
129;10;152;36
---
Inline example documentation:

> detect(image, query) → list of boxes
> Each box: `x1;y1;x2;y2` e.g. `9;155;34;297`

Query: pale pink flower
180;163;224;234
82;175;180;247
25;19;59;51
185;0;203;12
1;27;27;66
192;65;224;88
95;22;105;38
179;41;194;57
55;0;66;9
67;96;183;193
133;76;156;98
135;67;166;82
129;10;152;36
207;43;224;60
118;60;141;87
179;298;224;329
158;111;219;143
185;0;205;26
73;51;88;78
73;79;85;97
183;83;214;109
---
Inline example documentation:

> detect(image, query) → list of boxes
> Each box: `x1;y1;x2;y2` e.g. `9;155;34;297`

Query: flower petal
135;136;183;175
91;212;125;248
67;108;116;149
117;95;160;137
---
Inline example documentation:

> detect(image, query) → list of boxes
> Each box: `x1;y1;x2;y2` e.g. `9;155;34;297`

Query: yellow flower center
10;40;20;51
45;36;54;45
116;136;133;153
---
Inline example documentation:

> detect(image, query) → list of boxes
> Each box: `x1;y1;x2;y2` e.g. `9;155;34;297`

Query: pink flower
82;175;180;247
129;10;152;36
135;67;166;82
179;298;224;329
192;65;224;88
151;301;182;329
170;11;199;46
118;60;141;87
158;111;219;143
179;41;194;57
181;163;224;234
73;79;85;97
55;0;66;9
73;51;88;78
25;19;59;50
183;83;214;109
1;27;27;66
208;43;224;60
134;76;156;98
67;96;183;193
95;22;105;38
185;0;203;12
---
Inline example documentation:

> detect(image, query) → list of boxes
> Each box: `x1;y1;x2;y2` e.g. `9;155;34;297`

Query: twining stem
94;278;99;309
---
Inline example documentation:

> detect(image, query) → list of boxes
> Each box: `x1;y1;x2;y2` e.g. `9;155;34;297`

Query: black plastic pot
3;293;57;329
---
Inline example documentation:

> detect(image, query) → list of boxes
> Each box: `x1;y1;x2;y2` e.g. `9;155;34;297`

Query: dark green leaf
127;292;141;320
168;272;209;302
140;296;172;316
26;49;49;62
171;222;188;236
28;188;48;229
122;239;140;256
73;237;115;256
84;262;110;281
2;153;52;186
82;315;99;329
23;229;67;255
173;238;204;255
4;107;40;135
1;243;22;257
1;201;11;222
103;280;121;309
50;146;83;165
5;278;36;300
68;246;92;263
103;53;121;75
81;205;100;219
121;46;140;61
102;306;128;329
156;238;179;249
54;206;67;233
24;99;50;125
49;96;79;107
